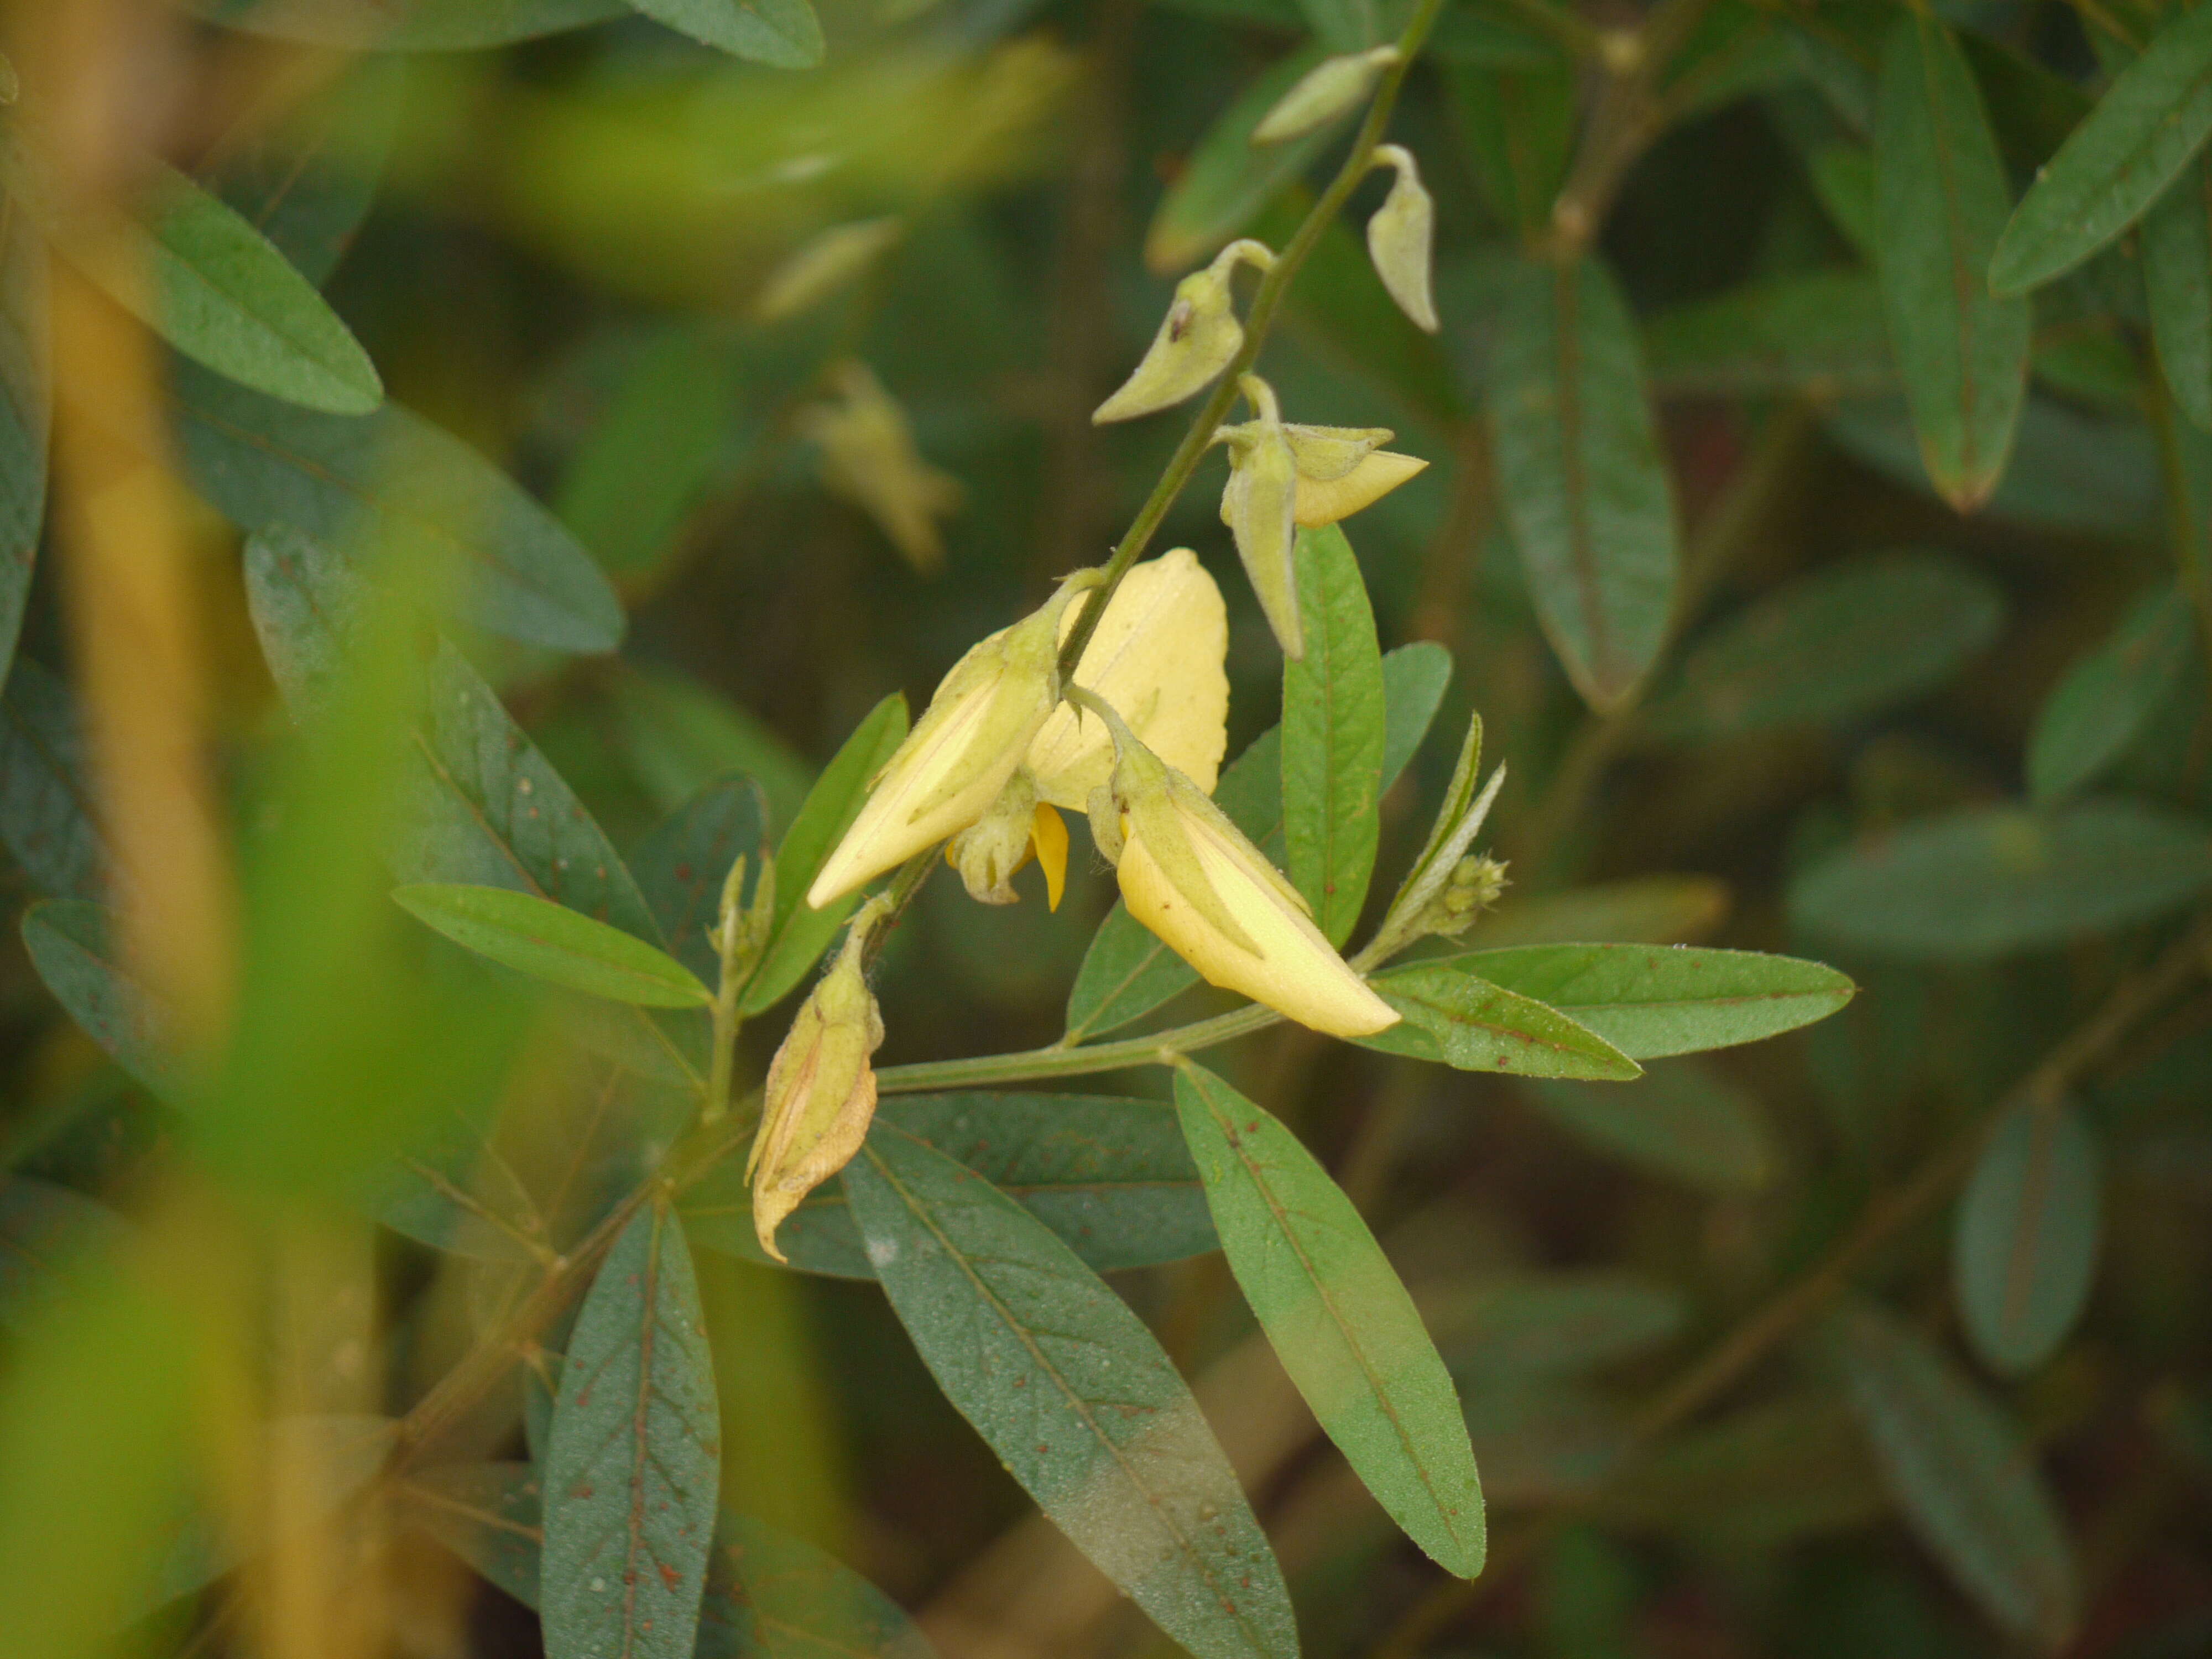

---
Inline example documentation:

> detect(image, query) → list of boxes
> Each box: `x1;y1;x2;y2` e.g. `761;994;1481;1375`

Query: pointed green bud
1417;854;1509;938
716;851;776;990
1367;145;1439;334
1093;240;1274;424
1251;46;1400;145
1220;375;1303;658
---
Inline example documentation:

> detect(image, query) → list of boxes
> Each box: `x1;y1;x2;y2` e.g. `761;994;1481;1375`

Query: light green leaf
1644;551;2003;740
1145;47;1343;273
843;1129;1297;1659
738;692;909;1016
1283;525;1386;946
0;660;109;902
632;0;824;66
181;0;627;50
2143;156;2212;430
20;902;181;1099
1790;800;2212;958
1174;1063;1485;1577
1954;1100;2101;1376
1488;254;1679;712
0;176;46;685
2027;584;2194;802
1437;944;1855;1058
176;363;625;656
1874;13;2030;510
1525;1060;1776;1192
630;778;770;987
1831;1302;2079;1646
1990;1;2212;297
392;885;713;1008
685;1094;1217;1279
1644;268;1892;398
1362;966;1643;1080
542;1207;721;1659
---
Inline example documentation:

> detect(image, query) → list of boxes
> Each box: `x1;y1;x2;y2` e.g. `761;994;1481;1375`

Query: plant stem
878;1004;1279;1093
1053;0;1451;684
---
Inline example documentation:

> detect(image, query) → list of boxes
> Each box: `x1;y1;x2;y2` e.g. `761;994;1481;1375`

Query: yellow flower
1079;693;1397;1038
746;905;888;1262
807;571;1096;909
1093;239;1274;424
1219;420;1430;528
801;360;964;573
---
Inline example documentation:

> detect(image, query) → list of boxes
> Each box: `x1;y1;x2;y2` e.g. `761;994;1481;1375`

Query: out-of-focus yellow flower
753;217;904;321
1367;144;1439;335
807;570;1097;909
1093;239;1273;424
746;902;889;1261
800;359;963;573
1219;374;1303;658
1026;547;1229;810
1077;692;1397;1038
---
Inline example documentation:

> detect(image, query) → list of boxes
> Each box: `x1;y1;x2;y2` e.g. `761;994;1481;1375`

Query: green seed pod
1251;46;1400;145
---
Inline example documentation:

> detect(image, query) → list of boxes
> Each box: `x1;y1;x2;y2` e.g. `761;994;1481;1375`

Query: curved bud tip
1295;449;1428;526
1093;242;1272;424
1367;147;1439;334
1251;46;1401;145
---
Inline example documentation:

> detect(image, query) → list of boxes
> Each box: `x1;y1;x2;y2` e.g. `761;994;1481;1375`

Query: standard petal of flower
1294;450;1429;526
1027;549;1229;810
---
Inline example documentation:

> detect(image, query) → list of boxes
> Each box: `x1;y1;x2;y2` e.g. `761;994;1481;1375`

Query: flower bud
1220;375;1303;659
1026;548;1229;812
1093;240;1274;424
1080;694;1397;1038
1251;46;1400;145
746;905;889;1262
1217;420;1429;527
1367;145;1439;335
947;769;1047;905
801;359;964;573
807;571;1097;909
754;217;903;322
1413;854;1509;941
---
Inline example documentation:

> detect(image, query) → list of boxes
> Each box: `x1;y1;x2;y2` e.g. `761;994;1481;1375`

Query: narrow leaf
1643;269;1892;398
630;0;825;68
1423;1273;1685;1383
1989;1;2212;296
0;660;109;901
179;0;627;49
1282;525;1386;945
20;902;181;1098
1873;13;2030;509
2027;583;2194;802
543;1207;721;1659
1146;47;1344;273
1362;966;1642;1080
1524;1061;1776;1192
1488;254;1679;711
401;1462;544;1610
842;1130;1297;1659
1175;1063;1485;1577
0;1177;131;1328
2143;155;2212;430
630;778;771;985
393;884;714;1008
0;180;47;684
1954;1100;2101;1376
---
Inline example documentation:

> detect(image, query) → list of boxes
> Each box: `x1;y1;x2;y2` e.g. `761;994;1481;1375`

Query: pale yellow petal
1027;549;1229;810
1293;450;1428;526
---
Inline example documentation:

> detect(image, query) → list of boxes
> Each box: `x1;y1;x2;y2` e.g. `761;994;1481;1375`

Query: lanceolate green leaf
1173;1063;1485;1578
630;0;825;69
180;0;628;50
1441;945;1856;1058
1488;254;1679;712
1873;13;2030;510
1145;46;1343;273
1831;1302;2079;1646
542;1206;721;1659
0;1177;131;1328
1789;800;2212;958
1525;1062;1776;1192
392;885;714;1009
400;1463;544;1610
175;363;624;655
1990;1;2212;297
2027;584;2194;802
1066;644;1445;1040
684;1093;1215;1279
0;660;109;902
1954;1100;2101;1376
1642;269;1893;398
0;184;48;686
738;692;909;1016
2143;157;2212;430
19;902;181;1099
1363;966;1642;1081
1283;525;1386;946
1644;552;2004;740
842;1130;1297;1659
630;778;770;985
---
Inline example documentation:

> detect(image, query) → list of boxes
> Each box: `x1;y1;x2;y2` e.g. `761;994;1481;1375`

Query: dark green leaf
842;1130;1296;1659
1990;1;2212;297
1831;1302;2079;1646
632;779;770;985
401;1462;544;1610
393;885;714;1008
1437;944;1855;1058
0;181;47;683
1379;640;1452;784
0;1177;131;1328
1958;27;2093;174
543;1206;721;1659
1423;1272;1685;1382
1644;269;1892;398
20;902;181;1098
177;363;624;655
1524;1061;1776;1192
1447;59;1578;234
0;660;109;901
1145;47;1344;273
1806;143;1877;258
2027;584;2194;802
738;691;909;1016
1488;254;1679;712
1361;966;1643;1080
1954;1100;2100;1376
181;0;627;49
1174;1063;1485;1577
1790;799;2212;958
685;1093;1216;1279
2143;156;2212;429
1873;13;2030;510
632;0;825;67
1646;551;2002;740
1283;525;1385;946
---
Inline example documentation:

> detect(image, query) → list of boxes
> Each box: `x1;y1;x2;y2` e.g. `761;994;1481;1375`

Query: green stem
877;1005;1280;1093
1053;0;1452;684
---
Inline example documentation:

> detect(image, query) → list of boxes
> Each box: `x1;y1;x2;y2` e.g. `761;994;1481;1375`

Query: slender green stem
703;924;744;1126
878;1005;1280;1093
1053;0;1452;684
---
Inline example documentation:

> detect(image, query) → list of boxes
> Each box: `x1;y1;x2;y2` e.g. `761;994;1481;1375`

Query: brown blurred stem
1368;912;2212;1659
